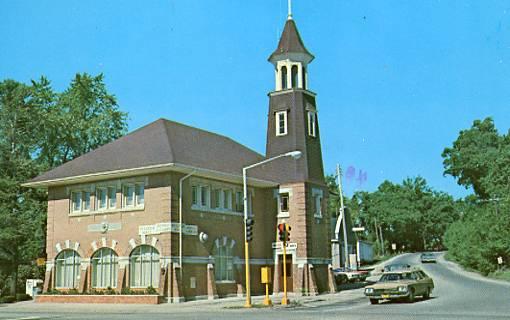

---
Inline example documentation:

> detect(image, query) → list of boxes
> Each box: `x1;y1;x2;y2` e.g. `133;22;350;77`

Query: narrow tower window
302;66;307;89
275;111;288;136
308;111;316;137
291;65;298;88
281;66;288;89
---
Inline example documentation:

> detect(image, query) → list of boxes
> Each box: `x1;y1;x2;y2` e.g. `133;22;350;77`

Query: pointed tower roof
269;18;314;64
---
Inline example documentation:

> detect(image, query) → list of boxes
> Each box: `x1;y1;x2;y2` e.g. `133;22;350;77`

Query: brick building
24;12;336;302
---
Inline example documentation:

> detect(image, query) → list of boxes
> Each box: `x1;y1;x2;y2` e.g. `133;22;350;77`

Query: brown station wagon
364;268;434;304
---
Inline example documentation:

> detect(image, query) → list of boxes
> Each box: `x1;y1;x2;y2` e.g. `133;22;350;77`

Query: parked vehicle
420;252;437;263
364;268;434;304
333;268;368;284
383;263;411;272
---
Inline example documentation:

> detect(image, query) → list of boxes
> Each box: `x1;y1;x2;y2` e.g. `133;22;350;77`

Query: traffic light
285;223;291;242
278;223;285;242
245;218;254;242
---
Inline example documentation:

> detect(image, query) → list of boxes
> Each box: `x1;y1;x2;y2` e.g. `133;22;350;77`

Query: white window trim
308;111;316;137
96;186;117;212
275;111;288;136
276;188;292;218
190;181;252;217
67;178;146;216
70;189;92;214
122;182;145;209
312;188;323;218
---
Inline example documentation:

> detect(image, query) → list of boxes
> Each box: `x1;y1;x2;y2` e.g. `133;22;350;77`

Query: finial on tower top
287;0;293;20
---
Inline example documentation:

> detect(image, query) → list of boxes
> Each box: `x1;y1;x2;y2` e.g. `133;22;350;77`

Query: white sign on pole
497;256;503;265
391;243;397;251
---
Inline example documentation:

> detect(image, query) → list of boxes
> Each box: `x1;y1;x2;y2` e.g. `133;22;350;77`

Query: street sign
352;227;365;232
497;256;503;265
391;243;397;250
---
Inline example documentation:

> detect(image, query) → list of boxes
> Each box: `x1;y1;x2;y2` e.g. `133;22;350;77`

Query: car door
419;270;433;289
411;272;425;295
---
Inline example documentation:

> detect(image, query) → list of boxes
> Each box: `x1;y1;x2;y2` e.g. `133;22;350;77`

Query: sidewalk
1;289;367;314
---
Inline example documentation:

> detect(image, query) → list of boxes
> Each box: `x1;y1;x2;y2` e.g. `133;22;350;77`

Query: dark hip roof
28;118;266;184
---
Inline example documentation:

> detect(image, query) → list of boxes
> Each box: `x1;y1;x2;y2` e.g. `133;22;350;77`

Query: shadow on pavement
376;296;437;305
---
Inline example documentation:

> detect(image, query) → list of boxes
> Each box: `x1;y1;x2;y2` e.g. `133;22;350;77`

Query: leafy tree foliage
0;74;127;296
348;177;457;253
443;118;510;274
442;118;506;199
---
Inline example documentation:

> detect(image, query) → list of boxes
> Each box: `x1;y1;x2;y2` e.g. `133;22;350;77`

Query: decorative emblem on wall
101;222;109;233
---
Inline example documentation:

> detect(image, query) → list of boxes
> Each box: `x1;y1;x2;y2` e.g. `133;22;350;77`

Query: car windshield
385;264;409;271
422;253;434;257
379;273;413;282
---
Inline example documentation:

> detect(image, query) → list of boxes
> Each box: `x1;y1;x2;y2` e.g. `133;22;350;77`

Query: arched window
291;65;299;88
302;66;307;89
281;66;288;90
55;250;81;289
214;238;234;282
91;248;118;288
129;245;160;288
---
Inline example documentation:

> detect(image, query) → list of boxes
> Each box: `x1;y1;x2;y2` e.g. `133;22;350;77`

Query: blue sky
1;0;509;198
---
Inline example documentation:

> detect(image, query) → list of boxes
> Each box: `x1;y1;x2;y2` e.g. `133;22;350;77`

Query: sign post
282;235;288;306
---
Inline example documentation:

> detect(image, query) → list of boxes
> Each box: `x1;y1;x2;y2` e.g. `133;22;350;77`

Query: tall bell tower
266;4;334;295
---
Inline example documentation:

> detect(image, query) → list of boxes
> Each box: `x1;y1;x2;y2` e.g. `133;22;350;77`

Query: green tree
38;73;127;168
0;74;127;296
349;177;457;253
442;118;502;199
442;117;510;275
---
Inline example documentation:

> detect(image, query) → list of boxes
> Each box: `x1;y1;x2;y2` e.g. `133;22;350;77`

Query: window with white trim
122;183;144;209
55;250;81;289
129;245;159;288
108;187;117;208
235;191;243;212
276;111;287;136
96;186;117;211
312;188;323;218
222;189;232;210
192;185;211;209
91;248;118;288
308;111;316;137
280;193;289;213
214;241;234;282
70;190;91;213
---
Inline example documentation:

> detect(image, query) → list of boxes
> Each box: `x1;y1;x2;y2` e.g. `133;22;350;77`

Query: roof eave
21;163;278;189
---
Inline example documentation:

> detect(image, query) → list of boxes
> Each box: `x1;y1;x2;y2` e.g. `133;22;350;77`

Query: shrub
105;287;117;295
15;293;32;301
121;287;138;295
0;296;16;303
145;286;157;295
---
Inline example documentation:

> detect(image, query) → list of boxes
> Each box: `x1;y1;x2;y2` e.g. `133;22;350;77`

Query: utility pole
374;218;381;256
379;225;385;256
337;164;349;269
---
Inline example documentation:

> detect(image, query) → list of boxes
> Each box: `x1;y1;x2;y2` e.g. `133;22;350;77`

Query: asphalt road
298;252;510;320
1;253;509;320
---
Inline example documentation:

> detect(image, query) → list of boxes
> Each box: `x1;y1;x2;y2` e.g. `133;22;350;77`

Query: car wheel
423;288;431;299
370;299;378;305
407;289;415;303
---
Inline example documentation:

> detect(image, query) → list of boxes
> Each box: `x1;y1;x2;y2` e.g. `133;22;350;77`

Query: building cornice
268;88;317;98
21;163;278;189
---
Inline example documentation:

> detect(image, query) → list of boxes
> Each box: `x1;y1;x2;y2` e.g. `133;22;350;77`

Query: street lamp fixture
243;150;302;308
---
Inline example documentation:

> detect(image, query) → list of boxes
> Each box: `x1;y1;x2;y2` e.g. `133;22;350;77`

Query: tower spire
287;0;293;20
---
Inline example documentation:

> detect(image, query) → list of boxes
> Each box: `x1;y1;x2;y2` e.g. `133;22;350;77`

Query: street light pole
243;150;302;308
